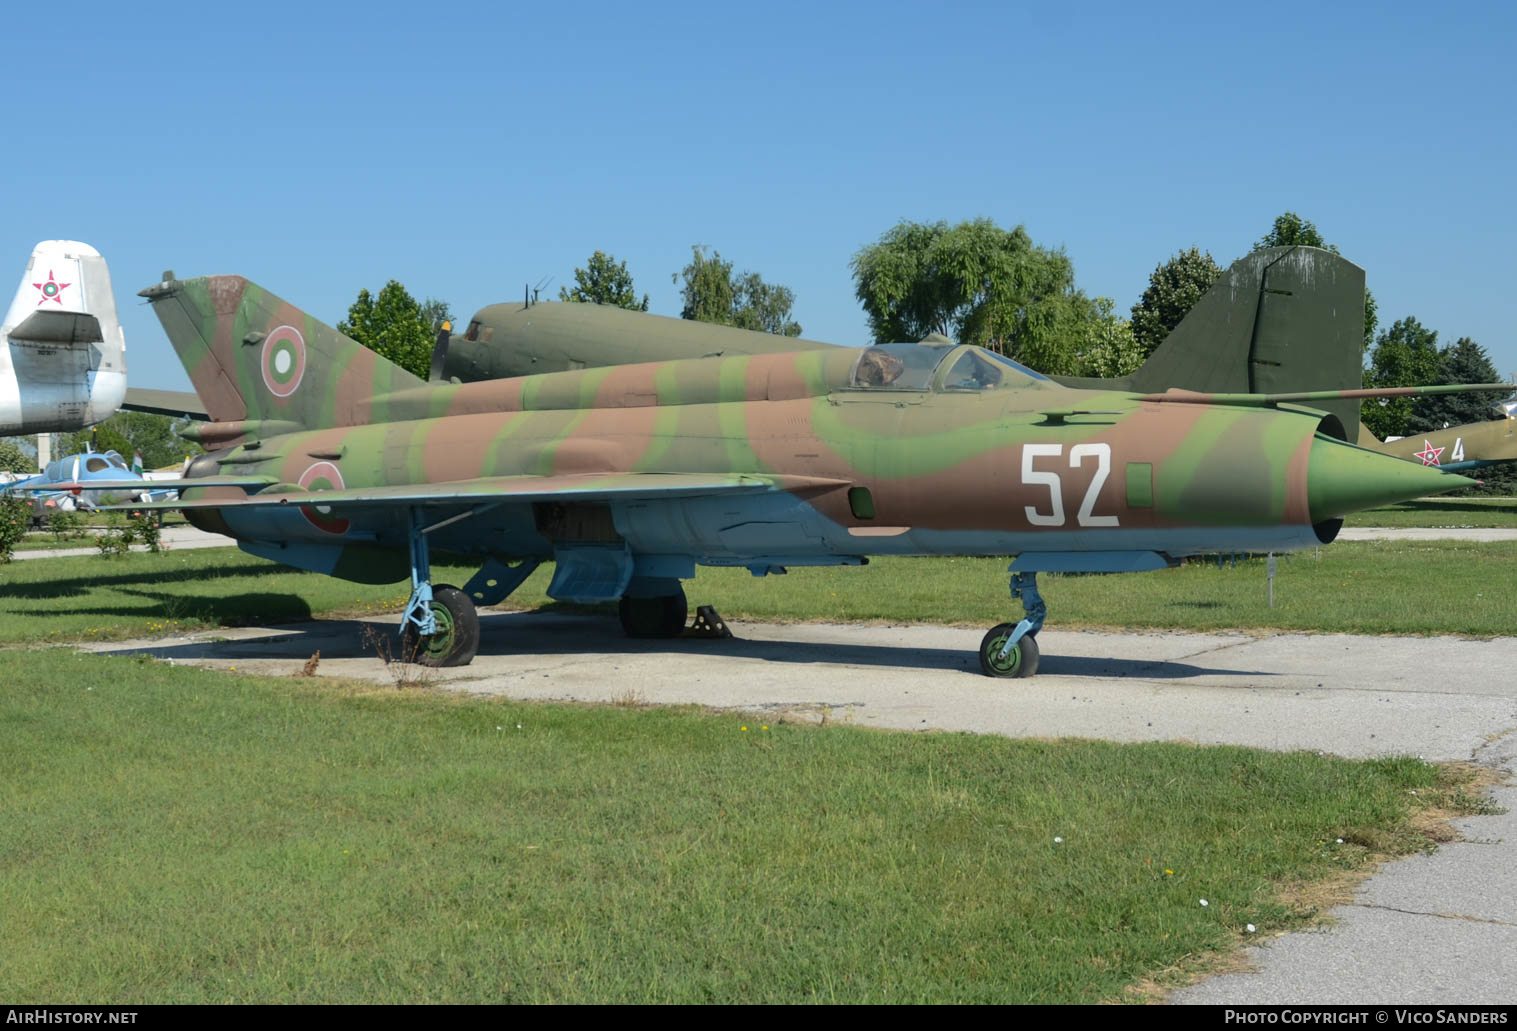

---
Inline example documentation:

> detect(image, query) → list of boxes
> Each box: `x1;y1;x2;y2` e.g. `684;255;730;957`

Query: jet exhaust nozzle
1308;435;1476;533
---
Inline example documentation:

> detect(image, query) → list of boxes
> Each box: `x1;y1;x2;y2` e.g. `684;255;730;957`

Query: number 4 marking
1022;442;1119;527
1452;438;1465;463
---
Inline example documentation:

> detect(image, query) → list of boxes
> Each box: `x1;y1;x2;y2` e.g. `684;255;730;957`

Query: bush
95;526;134;557
48;510;85;541
0;496;31;562
131;514;163;552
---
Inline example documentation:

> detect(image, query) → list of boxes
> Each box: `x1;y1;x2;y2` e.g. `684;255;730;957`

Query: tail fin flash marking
262;326;307;397
144;274;424;432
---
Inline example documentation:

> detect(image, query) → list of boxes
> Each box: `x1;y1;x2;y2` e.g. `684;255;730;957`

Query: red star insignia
1413;440;1444;466
32;270;70;306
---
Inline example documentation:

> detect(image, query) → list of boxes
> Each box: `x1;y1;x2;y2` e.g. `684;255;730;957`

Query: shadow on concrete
92;609;1272;682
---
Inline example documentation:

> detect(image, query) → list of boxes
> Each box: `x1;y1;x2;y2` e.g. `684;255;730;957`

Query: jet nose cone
1309;436;1476;524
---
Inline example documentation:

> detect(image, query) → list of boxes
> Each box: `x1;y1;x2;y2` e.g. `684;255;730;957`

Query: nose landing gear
978;571;1044;678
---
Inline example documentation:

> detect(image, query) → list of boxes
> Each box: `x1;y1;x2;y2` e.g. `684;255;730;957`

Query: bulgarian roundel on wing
262;325;307;398
298;461;350;535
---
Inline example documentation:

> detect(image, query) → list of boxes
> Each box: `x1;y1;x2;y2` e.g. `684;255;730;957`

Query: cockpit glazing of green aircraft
847;343;1049;393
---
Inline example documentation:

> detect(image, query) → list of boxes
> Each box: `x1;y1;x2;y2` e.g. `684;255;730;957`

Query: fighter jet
96;269;1491;679
0;241;127;434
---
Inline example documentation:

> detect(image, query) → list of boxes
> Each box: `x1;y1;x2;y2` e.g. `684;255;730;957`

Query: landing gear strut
399;507;480;667
978;571;1044;678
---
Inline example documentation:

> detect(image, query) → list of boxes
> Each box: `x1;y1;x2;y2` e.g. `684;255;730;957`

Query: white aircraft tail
0;240;127;433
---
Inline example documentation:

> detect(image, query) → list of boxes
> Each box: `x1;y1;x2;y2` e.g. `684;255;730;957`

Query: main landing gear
618;581;689;638
399;507;480;667
978;571;1044;678
402;585;479;667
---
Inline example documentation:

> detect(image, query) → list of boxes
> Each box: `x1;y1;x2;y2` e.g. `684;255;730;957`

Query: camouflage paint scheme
119;271;1478;671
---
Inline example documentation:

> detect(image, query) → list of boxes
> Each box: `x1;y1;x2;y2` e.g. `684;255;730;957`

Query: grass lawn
1;539;1515;644
1349;496;1517;528
0;651;1490;1004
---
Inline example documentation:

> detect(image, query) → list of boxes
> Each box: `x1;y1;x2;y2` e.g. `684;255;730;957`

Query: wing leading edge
115;471;850;512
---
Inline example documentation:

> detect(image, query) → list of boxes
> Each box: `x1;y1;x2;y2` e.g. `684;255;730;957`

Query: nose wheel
979;570;1045;678
979;624;1040;677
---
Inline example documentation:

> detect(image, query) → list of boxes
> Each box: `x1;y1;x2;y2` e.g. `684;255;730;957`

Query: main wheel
618;588;688;638
978;623;1040;678
401;585;480;667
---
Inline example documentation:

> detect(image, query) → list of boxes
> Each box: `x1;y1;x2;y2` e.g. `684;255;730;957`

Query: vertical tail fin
0;240;127;432
139;273;424;430
1057;246;1367;435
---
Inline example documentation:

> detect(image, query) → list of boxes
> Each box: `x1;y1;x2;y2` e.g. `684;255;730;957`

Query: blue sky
4;0;1513;393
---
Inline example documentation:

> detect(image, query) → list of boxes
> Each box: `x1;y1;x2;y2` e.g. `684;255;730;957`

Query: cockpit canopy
42;449;129;482
848;343;1049;393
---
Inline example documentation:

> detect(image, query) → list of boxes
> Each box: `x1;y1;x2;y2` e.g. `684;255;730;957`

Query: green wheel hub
416;602;456;662
978;623;1039;678
401;585;481;668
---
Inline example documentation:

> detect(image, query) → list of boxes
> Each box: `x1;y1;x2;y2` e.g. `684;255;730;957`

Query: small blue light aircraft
5;448;175;520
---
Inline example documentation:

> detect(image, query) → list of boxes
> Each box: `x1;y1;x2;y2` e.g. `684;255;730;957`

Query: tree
339;280;436;379
850;218;1098;372
1411;336;1504;434
419;298;453;332
1361;317;1441;440
60;421;132;463
1073;299;1144;378
559;251;649;311
675;246;802;336
1129;247;1223;358
59;412;203;470
1255;212;1330;251
1255;211;1378;349
0;439;32;474
676;246;733;325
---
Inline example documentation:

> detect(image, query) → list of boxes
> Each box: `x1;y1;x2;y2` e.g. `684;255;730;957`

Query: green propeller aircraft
69;267;1496;678
1361;387;1517;471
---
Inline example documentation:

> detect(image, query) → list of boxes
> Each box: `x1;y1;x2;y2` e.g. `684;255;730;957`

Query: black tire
618;588;689;638
401;585;480;667
978;623;1040;678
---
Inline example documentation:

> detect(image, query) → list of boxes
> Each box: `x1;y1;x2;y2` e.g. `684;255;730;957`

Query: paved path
1337;527;1517;542
11;525;236;560
83;612;1517;1004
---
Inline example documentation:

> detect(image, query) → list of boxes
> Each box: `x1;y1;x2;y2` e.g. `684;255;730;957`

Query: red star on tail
32;270;70;306
1413;440;1445;466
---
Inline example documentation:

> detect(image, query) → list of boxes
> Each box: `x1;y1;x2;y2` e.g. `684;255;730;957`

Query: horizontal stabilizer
123;387;209;420
7;309;103;345
115;472;850;512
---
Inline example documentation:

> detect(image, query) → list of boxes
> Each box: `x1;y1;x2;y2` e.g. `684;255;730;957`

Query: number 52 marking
1022;442;1118;527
